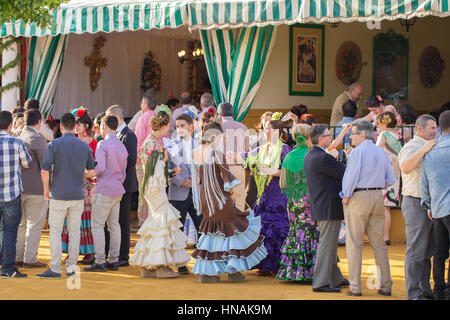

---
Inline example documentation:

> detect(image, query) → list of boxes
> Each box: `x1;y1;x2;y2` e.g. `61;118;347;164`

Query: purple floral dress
276;169;319;281
243;144;291;273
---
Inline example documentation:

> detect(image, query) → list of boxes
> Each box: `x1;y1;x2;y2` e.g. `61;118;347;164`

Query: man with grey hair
198;92;216;118
304;124;348;293
217;102;249;211
128;88;157;132
169;91;195;137
340;119;396;297
330;83;364;126
398;114;437;300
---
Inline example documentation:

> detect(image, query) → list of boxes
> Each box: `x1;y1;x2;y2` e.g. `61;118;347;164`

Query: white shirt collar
116;122;126;134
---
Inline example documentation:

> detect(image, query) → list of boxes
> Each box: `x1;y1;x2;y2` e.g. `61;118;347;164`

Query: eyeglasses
350;132;361;135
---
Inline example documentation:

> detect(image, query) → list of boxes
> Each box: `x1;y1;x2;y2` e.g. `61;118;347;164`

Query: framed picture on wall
289;24;325;96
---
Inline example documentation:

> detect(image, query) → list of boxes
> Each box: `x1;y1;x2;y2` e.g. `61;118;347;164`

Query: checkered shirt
0;131;32;202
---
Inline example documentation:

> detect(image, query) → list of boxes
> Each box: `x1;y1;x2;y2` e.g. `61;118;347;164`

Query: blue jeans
0;195;22;273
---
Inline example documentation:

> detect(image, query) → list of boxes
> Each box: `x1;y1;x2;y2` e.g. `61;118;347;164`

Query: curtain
200;25;277;122
53;30;194;119
26;34;67;118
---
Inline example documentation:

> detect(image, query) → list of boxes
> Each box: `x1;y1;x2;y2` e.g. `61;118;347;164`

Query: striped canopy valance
1;0;449;37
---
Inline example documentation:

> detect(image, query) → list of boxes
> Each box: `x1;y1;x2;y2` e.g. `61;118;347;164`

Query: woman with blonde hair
376;111;402;245
277;124;319;282
130;108;190;278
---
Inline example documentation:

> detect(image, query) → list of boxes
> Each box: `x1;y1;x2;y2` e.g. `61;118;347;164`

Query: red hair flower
48;115;54;122
76;109;86;118
207;108;215;115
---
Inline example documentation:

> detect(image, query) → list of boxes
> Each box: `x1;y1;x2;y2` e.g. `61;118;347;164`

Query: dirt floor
0;229;445;300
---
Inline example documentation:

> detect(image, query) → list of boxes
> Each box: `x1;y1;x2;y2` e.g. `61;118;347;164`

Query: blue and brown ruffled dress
191;152;267;275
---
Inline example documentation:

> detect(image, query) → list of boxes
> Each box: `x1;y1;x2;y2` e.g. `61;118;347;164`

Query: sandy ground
0;229;446;300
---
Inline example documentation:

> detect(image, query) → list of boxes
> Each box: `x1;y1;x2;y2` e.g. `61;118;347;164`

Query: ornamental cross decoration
85;36;107;91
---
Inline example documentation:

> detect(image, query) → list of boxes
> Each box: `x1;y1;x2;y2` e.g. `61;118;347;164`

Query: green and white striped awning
1;0;449;37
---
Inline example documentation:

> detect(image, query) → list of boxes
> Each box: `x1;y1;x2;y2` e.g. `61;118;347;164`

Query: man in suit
105;105;138;267
304;124;348;293
168;113;202;274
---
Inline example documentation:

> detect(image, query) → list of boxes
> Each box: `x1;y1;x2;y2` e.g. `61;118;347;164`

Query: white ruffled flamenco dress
130;159;191;277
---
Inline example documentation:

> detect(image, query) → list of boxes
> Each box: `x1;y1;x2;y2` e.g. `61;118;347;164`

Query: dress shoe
377;289;392;296
23;261;47;268
80;255;95;265
84;262;106;272
15;261;24;268
423;291;435;300
385;240;391;246
313;285;341;293
178;266;189;274
106;262;118;271
410;296;427;300
117;260;130;267
256;270;273;276
346;289;362;296
337;279;350;287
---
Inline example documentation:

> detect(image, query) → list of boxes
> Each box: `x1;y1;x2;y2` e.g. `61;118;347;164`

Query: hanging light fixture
177;47;203;63
399;17;417;32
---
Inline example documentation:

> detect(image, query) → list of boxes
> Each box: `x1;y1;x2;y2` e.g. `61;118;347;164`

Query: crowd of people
0;85;448;300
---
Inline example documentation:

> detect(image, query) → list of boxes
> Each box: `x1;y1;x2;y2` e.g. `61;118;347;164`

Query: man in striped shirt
0;111;32;278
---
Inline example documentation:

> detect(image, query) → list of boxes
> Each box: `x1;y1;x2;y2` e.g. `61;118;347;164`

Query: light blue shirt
420;134;450;219
340;139;396;199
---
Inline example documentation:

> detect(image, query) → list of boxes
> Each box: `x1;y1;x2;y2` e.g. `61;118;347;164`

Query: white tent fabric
53;29;197;118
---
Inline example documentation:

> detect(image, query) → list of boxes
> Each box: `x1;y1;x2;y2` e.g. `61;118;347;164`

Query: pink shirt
135;110;155;163
94;133;128;197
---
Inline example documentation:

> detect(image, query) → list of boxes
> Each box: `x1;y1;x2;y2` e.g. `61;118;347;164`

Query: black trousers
169;190;202;232
105;192;132;262
432;215;450;293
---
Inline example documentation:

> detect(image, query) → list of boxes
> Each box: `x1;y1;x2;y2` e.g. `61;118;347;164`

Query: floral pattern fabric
276;193;319;282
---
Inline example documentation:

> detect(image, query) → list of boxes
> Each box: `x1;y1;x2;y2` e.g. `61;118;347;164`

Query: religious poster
289;24;324;96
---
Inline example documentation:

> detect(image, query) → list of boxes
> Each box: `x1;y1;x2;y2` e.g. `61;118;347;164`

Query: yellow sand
0;230;446;300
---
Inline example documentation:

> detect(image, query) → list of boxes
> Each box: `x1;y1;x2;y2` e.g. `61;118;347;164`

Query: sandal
156;266;179;278
140;267;156;278
228;272;246;282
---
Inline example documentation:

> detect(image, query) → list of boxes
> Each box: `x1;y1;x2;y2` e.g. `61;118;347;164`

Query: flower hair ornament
155;104;171;117
272;112;283;121
380;114;392;125
294;134;306;146
206;107;216;115
168;93;177;100
184;110;196;120
76;109;86;118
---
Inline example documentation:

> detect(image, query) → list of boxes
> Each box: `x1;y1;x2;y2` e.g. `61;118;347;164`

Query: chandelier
177;47;204;63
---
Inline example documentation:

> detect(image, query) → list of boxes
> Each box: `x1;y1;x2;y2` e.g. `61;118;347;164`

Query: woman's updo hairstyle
201;121;223;145
150;111;170;132
268;119;289;143
75;107;93;137
377;111;397;128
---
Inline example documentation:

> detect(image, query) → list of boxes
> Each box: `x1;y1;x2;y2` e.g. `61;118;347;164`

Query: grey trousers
312;220;346;289
402;196;434;299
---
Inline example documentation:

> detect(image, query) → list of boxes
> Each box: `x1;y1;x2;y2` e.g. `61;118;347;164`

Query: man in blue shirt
37;113;96;279
421;110;450;300
341;120;396;297
0;111;32;278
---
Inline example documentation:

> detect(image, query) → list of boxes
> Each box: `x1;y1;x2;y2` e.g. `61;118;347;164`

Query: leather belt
354;187;383;192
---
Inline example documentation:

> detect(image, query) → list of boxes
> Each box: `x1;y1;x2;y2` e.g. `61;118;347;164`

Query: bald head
180;92;193;105
105;105;124;125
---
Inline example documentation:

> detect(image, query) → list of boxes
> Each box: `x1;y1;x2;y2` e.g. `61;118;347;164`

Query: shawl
280;134;309;202
243;139;285;205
